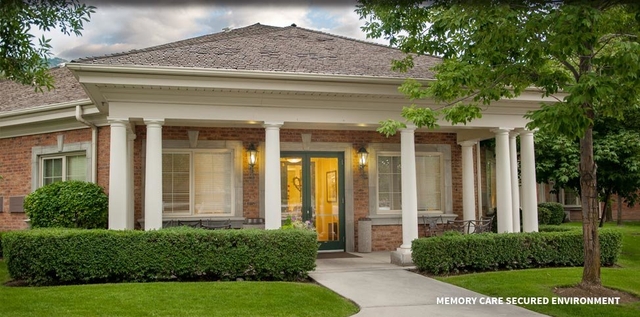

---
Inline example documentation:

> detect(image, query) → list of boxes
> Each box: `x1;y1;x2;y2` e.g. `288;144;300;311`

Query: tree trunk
579;125;601;288
617;195;623;226
598;191;609;228
605;197;613;222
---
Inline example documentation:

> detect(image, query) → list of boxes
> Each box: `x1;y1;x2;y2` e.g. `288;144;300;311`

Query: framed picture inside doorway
326;170;337;202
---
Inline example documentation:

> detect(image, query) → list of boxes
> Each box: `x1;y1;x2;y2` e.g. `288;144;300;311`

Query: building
1;23;548;262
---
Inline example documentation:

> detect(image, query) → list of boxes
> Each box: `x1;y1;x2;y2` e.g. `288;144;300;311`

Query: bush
2;227;318;286
537;205;552;225
412;229;622;275
0;231;5;258
24;181;108;229
539;202;566;225
538;225;579;232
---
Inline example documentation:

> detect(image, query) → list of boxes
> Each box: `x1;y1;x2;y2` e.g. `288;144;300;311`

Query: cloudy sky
36;0;389;61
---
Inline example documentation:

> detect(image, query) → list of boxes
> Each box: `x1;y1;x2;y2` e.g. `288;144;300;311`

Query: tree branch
554;57;580;81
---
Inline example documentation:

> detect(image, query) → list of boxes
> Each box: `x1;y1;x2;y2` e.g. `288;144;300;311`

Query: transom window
41;154;87;186
162;150;234;216
377;153;443;213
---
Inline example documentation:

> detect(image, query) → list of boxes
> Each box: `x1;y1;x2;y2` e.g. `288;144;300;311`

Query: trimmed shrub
412;229;622;275
0;231;5;258
537;205;552;225
538;225;579;232
2;227;318;286
539;202;566;225
24;181;108;229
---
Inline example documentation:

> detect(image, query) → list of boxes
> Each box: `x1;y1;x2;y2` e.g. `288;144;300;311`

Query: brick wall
0;127;110;230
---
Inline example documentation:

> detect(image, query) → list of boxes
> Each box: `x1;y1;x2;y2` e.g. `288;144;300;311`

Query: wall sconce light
247;143;258;176
357;146;369;172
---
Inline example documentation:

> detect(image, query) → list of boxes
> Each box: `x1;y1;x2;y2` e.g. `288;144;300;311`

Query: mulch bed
554;285;639;304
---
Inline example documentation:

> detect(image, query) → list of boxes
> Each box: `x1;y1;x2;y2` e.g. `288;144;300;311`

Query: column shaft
520;129;539;232
460;141;477;225
400;127;418;250
510;132;521;232
264;122;283;229
108;119;128;230
494;128;513;233
144;120;164;230
126;131;136;229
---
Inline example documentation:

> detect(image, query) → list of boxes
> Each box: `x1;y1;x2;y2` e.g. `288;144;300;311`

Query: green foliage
0;0;95;91
412;229;622;275
539;202;566;225
538;225;580;232
24;181;108;229
0;231;5;258
537;206;552;225
3;228;318;286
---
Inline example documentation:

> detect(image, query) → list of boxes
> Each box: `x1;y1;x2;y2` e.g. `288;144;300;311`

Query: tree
0;0;95;91
535;109;640;225
357;0;640;289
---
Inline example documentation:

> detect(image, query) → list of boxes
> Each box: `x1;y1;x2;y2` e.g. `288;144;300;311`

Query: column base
390;248;414;266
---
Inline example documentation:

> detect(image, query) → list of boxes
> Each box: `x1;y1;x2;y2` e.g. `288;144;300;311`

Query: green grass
0;261;358;317
438;221;640;317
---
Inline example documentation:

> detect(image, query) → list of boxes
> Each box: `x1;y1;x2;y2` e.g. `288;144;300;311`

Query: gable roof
0;66;88;114
75;23;440;79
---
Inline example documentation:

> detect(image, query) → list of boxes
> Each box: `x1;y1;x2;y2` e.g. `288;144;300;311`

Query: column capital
400;124;417;132
107;118;129;126
458;140;477;147
490;127;513;134
143;119;165;126
509;131;520;138
263;121;284;128
516;127;537;135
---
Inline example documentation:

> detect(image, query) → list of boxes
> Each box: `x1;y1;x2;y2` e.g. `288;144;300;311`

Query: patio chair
446;220;470;234
178;219;203;228
201;219;232;230
469;218;492;233
421;215;444;237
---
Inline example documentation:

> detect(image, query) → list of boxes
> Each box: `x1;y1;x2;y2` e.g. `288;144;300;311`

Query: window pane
66;155;87;181
194;152;232;215
43;158;63;185
416;155;442;211
162;153;191;214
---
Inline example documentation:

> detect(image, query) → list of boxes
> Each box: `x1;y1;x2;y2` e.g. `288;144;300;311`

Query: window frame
39;153;88;186
161;148;236;217
32;142;92;191
375;151;445;214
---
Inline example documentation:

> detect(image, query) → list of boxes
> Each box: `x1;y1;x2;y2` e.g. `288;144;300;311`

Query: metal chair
446;220;470;234
421;215;444;237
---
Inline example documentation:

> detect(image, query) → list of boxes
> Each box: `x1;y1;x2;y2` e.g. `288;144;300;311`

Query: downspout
75;105;98;183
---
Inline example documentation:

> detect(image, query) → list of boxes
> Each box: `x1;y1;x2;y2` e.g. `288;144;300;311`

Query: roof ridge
285;25;441;59
74;23;282;63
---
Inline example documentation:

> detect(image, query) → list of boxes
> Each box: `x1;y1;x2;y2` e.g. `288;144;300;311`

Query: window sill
368;213;457;226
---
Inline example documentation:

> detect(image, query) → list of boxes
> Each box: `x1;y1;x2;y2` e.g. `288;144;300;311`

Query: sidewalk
310;252;547;317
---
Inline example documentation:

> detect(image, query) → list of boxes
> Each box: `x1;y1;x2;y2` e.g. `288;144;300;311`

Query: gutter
75;105;98;183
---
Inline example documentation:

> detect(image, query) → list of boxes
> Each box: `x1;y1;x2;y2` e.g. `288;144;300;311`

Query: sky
36;0;390;61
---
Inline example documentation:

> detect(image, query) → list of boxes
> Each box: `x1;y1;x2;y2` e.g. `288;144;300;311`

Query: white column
509;132;521;233
126;130;136;229
108;119;128;230
264;122;283;230
399;126;418;250
520;129;539;232
476;142;483;220
493;128;513;233
144;119;164;231
459;141;477;224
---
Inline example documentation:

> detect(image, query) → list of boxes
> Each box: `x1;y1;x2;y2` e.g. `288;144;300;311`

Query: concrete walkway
310;252;547;317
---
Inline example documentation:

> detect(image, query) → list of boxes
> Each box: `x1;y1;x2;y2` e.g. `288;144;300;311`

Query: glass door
281;152;345;251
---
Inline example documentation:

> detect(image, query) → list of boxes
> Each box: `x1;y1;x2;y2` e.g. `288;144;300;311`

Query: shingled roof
75;23;440;78
1;23;441;114
0;66;88;114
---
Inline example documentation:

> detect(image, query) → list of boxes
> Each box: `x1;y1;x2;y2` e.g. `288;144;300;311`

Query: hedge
412;229;622;275
2;228;318;286
0;231;5;258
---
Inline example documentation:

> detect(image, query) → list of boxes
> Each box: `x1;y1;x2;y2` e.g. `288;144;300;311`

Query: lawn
438;221;640;317
0;260;358;317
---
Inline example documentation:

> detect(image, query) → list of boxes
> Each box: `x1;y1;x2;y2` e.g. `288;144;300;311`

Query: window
162;150;234;216
41;154;87;186
377;153;443;213
562;188;581;207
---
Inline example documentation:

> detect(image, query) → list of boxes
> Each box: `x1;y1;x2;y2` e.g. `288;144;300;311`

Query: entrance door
280;152;345;251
